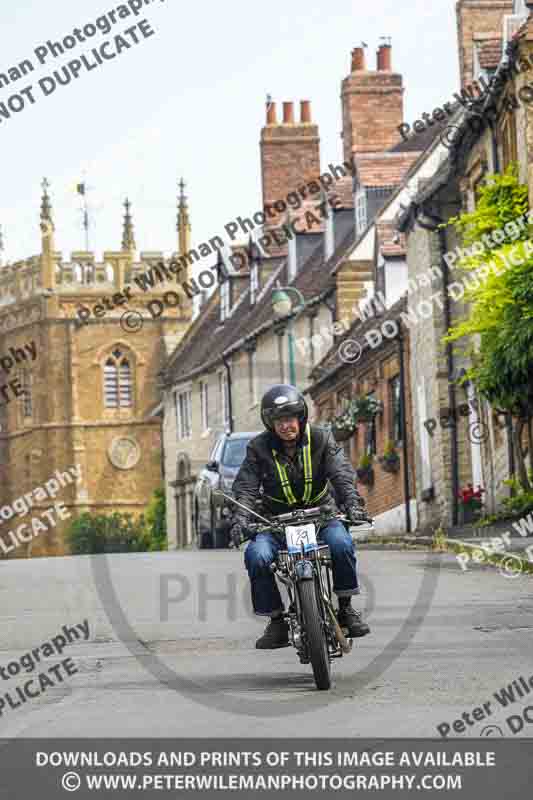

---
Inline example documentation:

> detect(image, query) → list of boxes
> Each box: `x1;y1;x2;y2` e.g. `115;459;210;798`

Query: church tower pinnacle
40;177;56;290
177;178;191;258
121;197;136;252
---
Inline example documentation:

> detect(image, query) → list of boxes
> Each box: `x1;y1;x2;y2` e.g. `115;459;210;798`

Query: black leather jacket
232;424;362;519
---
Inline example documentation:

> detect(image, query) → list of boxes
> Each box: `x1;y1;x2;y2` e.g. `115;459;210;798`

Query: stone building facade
308;298;417;535
0;182;194;556
397;0;533;530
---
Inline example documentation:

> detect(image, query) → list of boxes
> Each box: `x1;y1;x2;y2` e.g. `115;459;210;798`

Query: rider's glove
346;504;370;524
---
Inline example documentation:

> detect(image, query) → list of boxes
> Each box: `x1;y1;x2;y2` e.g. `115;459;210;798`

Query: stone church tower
0;179;194;556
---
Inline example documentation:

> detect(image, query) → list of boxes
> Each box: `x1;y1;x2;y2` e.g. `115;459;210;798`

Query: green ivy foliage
444;164;533;490
446;163;529;245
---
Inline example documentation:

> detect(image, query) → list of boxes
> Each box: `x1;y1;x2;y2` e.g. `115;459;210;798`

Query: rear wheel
298;579;331;690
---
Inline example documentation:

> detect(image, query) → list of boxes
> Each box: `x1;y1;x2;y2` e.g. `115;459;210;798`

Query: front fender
294;560;314;580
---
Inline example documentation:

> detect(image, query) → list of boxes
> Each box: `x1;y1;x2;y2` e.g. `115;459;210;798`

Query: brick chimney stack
341;42;404;161
456;0;513;88
261;99;320;227
377;43;392;71
352;46;366;71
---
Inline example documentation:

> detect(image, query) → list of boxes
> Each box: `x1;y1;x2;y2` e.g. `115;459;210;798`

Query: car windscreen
222;438;250;468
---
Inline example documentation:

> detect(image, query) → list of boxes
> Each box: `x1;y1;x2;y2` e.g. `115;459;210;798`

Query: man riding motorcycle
231;384;371;650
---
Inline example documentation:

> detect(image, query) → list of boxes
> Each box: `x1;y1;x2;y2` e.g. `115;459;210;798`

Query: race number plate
285;523;318;554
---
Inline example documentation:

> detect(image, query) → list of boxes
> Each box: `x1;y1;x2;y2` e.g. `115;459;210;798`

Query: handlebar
237;506;372;543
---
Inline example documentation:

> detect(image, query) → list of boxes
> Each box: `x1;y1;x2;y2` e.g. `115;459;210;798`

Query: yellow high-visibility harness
265;423;329;506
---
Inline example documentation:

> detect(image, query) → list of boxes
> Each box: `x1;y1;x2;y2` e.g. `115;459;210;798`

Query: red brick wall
456;1;513;88
312;336;416;524
341;53;404;161
260;102;320;227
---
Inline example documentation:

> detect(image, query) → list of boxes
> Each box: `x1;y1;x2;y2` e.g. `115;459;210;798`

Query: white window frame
355;187;367;236
287;233;297;281
250;263;259;305
220;280;230;322
199;381;209;431
218;370;230;430
176;389;192;440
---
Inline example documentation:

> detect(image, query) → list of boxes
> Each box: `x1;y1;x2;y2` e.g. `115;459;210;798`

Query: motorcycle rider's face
273;416;300;441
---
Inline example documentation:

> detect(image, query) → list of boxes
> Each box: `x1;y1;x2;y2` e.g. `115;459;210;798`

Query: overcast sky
0;0;458;267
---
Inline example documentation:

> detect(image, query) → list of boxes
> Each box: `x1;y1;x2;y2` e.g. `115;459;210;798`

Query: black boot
337;601;370;638
255;616;290;649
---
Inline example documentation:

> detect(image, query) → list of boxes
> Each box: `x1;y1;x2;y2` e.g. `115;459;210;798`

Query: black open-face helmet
260;385;308;433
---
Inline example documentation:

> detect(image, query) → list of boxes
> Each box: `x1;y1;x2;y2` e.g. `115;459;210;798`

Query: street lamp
271;285;305;387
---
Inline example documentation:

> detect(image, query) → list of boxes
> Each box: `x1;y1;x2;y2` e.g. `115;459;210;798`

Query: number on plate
285;523;318;553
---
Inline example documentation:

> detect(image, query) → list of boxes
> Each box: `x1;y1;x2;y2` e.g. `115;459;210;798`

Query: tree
445;165;533;491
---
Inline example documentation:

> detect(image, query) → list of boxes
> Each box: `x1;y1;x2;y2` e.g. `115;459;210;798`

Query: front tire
298;579;331;690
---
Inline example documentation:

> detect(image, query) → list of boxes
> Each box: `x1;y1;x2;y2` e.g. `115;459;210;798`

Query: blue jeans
244;520;360;616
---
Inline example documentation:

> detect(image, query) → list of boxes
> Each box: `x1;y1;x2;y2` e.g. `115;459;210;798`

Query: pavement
0;546;532;738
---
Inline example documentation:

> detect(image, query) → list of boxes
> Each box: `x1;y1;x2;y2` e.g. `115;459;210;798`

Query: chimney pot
351;47;366;71
300;100;311;123
283;101;294;124
377;44;392;71
266;100;277;125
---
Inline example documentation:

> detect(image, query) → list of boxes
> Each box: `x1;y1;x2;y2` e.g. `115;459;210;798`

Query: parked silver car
193;432;261;548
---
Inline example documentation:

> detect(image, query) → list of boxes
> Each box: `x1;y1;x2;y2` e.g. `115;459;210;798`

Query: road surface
0;547;532;738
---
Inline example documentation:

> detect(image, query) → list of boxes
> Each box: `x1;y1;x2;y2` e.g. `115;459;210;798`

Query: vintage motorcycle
216;492;373;691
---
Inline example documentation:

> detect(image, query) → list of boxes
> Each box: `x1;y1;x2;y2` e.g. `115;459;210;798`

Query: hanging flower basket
356;454;374;486
378;441;401;473
356;465;374;486
331;424;356;442
353;396;383;423
379;455;400;474
327;414;357;442
328;395;381;441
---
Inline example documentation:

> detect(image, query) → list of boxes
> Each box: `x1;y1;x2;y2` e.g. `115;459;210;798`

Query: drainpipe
416;209;460;526
487;124;515;478
397;321;412;533
221;353;234;434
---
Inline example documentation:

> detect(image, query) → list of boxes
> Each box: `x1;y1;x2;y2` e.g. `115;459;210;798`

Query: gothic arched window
103;348;133;408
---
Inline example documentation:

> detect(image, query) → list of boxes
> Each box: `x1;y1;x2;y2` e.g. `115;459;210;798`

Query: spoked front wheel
298;579;331;690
